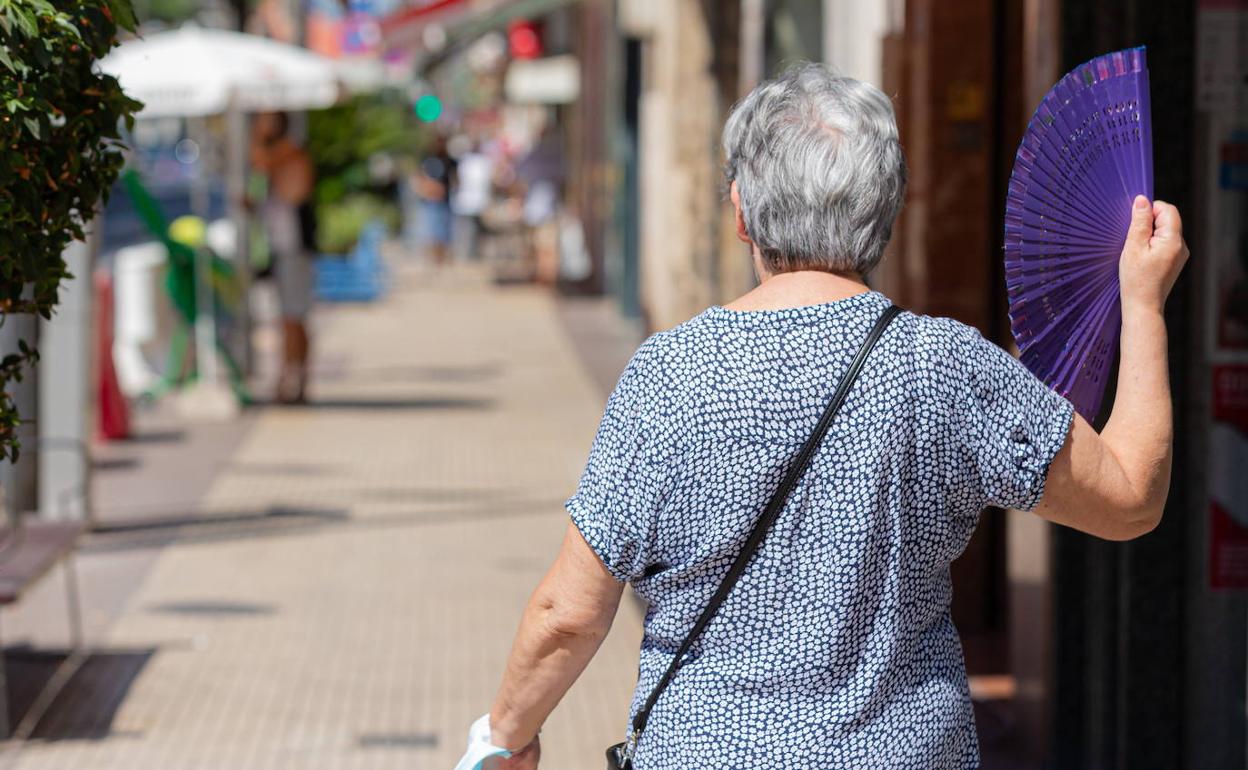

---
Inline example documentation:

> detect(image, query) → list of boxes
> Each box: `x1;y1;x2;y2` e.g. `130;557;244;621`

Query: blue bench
314;223;388;303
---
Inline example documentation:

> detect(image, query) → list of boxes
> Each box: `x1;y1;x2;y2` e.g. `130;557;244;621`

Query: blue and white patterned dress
568;290;1074;769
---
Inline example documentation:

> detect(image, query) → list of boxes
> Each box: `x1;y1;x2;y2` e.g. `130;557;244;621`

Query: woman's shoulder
900;309;999;361
624;312;712;365
623;299;1009;382
899;311;1061;426
887;310;1033;407
611;321;715;412
619;328;680;389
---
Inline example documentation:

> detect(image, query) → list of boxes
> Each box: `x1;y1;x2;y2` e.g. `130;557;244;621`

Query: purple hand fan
1005;47;1153;422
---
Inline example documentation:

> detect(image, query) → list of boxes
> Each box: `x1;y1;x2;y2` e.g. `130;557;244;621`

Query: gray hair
723;63;907;276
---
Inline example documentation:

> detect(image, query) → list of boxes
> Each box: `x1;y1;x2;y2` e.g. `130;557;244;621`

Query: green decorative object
0;0;142;461
119;169;249;402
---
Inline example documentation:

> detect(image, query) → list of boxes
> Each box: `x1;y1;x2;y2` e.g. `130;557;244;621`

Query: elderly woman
473;64;1188;769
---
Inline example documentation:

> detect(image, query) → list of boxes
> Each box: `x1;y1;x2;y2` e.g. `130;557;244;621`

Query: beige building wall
620;0;907;331
620;0;738;331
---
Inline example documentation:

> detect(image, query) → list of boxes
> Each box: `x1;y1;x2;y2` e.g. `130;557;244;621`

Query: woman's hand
483;737;540;769
1119;195;1190;313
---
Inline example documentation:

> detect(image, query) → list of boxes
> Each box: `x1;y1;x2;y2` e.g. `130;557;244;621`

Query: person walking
465;64;1189;769
416;135;456;267
250;111;316;404
451;142;494;263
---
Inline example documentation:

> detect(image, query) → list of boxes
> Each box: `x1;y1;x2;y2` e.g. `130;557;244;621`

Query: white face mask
453;714;510;770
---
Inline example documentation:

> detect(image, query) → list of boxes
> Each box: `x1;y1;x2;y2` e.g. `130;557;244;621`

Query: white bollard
112;241;168;397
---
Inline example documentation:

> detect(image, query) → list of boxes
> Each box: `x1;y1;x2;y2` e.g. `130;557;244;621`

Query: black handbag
605;304;901;769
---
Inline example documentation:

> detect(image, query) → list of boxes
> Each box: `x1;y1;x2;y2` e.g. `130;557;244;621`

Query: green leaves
105;0;136;32
306;94;426;254
9;4;38;37
0;0;139;461
0;44;17;72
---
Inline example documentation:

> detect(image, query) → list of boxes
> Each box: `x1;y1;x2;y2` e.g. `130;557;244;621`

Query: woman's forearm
488;524;626;751
1083;197;1184;534
488;587;614;749
1099;302;1173;525
1031;199;1187;541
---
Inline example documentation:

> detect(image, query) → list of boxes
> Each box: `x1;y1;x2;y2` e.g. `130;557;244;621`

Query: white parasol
99;25;341;117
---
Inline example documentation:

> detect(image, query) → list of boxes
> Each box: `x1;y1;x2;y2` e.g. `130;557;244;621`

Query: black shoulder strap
627;303;902;745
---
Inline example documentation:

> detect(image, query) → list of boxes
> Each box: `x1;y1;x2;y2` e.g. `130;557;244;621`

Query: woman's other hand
483;737;540;769
1119;195;1190;313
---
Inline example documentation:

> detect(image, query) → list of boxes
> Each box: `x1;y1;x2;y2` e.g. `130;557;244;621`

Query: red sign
1210;364;1248;589
508;20;542;60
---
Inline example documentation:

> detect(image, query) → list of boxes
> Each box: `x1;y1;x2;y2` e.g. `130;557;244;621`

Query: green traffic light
415;94;443;122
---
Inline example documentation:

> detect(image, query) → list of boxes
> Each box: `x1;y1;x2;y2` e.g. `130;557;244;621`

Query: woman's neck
723;267;869;312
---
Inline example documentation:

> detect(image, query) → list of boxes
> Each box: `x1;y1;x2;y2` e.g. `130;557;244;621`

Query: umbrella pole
176;117;238;421
226;101;253;376
175;217;238;420
189;116;219;387
193;236;219;385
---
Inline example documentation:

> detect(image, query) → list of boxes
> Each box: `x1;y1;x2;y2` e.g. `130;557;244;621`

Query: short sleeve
951;325;1075;512
567;339;667;582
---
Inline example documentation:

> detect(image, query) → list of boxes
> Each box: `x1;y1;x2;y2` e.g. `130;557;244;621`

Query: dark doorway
619;37;644;320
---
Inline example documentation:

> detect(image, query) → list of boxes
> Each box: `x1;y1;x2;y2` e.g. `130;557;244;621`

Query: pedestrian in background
250;111;316;405
416;135;456;267
462;63;1189;769
452;141;494;264
516;127;565;284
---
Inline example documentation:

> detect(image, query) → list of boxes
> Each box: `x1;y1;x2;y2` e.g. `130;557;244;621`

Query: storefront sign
1211;364;1248;589
1197;1;1248;111
504;55;581;104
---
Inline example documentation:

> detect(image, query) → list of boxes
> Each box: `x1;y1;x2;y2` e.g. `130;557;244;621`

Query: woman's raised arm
1033;197;1190;540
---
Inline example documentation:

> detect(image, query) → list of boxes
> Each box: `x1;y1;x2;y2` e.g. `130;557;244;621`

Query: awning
380;0;478;52
381;0;581;72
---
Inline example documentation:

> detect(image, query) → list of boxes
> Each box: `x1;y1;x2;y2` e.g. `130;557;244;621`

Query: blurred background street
1;261;645;769
0;0;1244;768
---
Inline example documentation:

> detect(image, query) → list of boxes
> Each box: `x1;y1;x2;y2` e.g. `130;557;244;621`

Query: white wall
38;236;93;521
822;0;890;87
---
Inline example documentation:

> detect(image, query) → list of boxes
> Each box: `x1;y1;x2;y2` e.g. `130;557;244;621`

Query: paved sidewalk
8;264;644;769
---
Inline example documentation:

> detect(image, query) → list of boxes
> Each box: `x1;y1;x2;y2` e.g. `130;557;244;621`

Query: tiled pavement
4;263;645;769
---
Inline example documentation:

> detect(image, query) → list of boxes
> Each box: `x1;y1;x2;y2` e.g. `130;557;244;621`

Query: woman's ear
730;181;752;245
